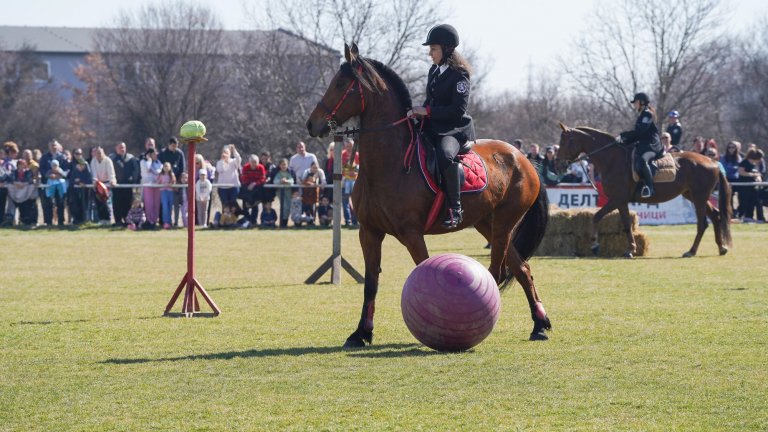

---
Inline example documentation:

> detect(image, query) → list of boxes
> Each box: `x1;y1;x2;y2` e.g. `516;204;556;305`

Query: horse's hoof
591;244;600;256
682;251;695;258
342;330;373;349
343;337;366;349
529;316;551;341
623;252;634;259
719;247;728;256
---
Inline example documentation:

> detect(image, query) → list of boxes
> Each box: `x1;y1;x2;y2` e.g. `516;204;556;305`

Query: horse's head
557;122;587;163
306;43;387;137
556;122;603;172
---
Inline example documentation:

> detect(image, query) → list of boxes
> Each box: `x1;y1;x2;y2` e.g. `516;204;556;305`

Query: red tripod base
164;272;221;317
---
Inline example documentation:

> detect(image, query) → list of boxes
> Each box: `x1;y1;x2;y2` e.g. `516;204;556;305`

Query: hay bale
538;207;648;257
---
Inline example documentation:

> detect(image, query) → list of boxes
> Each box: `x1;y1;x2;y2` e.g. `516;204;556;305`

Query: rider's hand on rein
408;107;428;118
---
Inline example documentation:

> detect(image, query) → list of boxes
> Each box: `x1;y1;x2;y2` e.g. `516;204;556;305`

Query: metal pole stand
164;136;221;317
306;133;364;285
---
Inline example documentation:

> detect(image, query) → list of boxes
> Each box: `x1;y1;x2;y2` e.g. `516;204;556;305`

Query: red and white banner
546;185;697;225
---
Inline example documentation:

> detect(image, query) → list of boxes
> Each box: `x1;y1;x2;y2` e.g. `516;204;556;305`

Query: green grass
1;224;767;431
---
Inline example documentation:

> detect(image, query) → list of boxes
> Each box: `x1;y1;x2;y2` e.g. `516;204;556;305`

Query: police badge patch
456;81;468;94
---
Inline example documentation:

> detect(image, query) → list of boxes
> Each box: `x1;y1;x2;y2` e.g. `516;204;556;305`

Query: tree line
0;0;765;159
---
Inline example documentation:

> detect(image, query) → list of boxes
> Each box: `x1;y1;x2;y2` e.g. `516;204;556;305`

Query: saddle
417;133;488;194
631;151;678;184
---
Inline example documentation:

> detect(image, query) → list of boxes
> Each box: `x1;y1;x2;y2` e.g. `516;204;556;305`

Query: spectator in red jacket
239;154;267;224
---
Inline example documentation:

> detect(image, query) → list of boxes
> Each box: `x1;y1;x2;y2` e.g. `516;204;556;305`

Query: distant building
0;26;93;98
0;25;340;100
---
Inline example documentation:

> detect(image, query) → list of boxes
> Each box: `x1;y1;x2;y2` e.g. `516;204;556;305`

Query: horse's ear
350;42;359;57
344;43;351;63
558;122;567;132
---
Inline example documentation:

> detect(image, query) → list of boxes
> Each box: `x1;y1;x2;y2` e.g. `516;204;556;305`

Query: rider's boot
442;162;463;229
639;159;655;198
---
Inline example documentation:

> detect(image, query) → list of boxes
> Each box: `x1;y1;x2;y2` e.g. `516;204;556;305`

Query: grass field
1;224;767;431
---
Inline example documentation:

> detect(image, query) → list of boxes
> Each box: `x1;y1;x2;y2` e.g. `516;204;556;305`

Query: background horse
306;43;552;347
557;124;732;258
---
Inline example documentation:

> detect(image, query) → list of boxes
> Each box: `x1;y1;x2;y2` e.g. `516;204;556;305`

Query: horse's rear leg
474;216;507;281
705;201;728;256
344;225;385;348
506;246;551;341
490;208;551;340
682;192;709;258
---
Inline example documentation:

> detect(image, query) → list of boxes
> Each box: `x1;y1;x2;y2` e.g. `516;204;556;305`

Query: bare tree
727;17;768;147
74;1;231;153
471;68;566;145
225;30;340;158
561;0;731;134
0;45;73;149
259;0;443;90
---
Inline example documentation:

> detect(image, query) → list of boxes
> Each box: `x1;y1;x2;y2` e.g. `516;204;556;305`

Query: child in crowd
45;159;67;199
317;195;332;226
273;158;295;228
68;158;92;225
157;162;176;229
214;200;246;228
195;168;212;227
179;172;189;228
126;198;146;230
46;159;68;225
290;190;304;227
301;171;319;225
260;200;277;228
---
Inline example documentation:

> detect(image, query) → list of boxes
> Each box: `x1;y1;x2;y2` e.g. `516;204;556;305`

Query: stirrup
442;208;463;229
641;185;652;198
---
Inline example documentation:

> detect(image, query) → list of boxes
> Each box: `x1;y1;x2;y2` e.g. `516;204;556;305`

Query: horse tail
718;170;733;248
501;183;549;290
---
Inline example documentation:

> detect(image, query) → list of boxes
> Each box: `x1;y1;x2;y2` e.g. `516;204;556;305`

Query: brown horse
557;123;732;258
306;44;552;347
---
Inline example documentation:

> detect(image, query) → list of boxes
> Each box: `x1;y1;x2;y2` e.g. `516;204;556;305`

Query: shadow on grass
101;342;435;364
206;283;306;292
14;316;161;326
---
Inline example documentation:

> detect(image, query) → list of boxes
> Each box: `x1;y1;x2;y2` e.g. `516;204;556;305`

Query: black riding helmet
630;92;650;105
422;24;460;47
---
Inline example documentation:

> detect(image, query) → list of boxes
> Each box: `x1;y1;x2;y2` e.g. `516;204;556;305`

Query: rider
666;110;683;148
408;24;476;229
615;92;663;198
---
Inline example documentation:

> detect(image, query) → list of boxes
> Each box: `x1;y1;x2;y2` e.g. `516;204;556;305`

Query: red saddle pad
417;139;488;194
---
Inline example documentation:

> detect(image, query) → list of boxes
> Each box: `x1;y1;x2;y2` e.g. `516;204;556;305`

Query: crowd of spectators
2;114;765;229
0;137;360;230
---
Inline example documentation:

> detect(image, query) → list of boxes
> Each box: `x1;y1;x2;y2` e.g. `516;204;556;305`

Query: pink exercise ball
401;253;501;352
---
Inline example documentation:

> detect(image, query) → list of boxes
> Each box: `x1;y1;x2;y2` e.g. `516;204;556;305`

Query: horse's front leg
343;225;385;349
397;230;430;265
618;205;636;258
590;201;619;256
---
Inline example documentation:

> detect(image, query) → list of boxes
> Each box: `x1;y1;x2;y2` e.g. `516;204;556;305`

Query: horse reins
565;130;623;192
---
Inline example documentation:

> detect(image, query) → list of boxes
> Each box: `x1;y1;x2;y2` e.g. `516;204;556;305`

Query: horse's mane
575;126;614;142
341;58;413;111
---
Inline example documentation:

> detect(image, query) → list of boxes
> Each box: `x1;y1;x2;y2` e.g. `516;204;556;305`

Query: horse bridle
314;63;418;171
561;129;623;192
315;65;366;130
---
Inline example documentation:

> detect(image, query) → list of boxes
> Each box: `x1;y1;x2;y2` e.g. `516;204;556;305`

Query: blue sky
2;0;766;93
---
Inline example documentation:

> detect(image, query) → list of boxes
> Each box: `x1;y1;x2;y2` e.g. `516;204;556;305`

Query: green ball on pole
179;120;207;140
